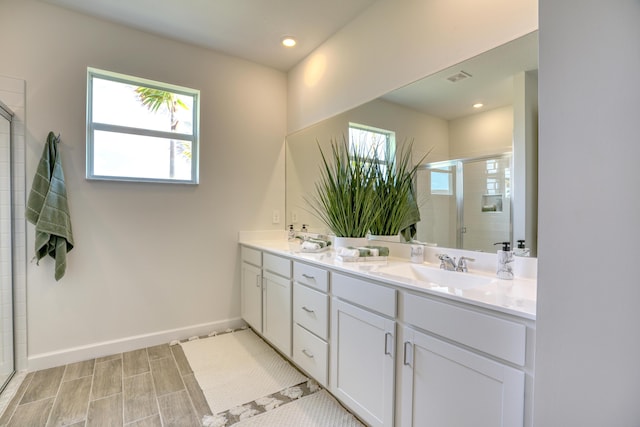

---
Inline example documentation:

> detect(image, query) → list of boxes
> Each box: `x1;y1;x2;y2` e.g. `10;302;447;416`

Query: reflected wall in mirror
286;31;538;256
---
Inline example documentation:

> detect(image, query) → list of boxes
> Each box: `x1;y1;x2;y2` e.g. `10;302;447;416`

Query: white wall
535;0;640;424
448;105;513;158
287;0;538;133
0;0;287;369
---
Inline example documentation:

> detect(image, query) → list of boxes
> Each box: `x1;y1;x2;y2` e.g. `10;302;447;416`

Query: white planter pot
333;237;368;248
368;234;402;243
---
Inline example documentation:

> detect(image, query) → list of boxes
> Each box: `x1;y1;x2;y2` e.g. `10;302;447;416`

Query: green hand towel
366;246;390;257
26;132;74;281
400;189;420;242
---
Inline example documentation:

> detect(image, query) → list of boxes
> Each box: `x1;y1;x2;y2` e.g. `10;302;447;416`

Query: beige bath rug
180;329;307;415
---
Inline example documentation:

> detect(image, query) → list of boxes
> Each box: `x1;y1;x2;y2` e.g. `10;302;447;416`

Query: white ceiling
41;0;378;71
382;31;539;120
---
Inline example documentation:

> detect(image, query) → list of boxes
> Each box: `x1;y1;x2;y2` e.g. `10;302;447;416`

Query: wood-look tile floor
0;343;211;427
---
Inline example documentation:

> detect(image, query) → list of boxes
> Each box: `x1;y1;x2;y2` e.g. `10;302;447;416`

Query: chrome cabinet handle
384;332;393;356
255;275;261;288
302;273;315;280
301;306;315;314
403;341;413;366
302;349;314;358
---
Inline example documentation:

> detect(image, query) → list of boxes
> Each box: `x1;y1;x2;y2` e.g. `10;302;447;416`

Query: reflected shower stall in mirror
0;100;14;392
417;154;512;253
285;31;538;256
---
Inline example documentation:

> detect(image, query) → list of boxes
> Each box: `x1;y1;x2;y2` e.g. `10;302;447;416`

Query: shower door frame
0;100;15;393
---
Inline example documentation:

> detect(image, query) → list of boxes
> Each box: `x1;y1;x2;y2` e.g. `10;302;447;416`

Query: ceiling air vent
446;71;472;83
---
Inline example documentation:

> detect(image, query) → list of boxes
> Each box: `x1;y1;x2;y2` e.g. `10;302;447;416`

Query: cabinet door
400;327;525;427
330;299;395;427
240;262;262;332
263;271;292;357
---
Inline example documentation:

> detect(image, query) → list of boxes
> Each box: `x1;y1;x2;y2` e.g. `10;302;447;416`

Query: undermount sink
375;263;494;290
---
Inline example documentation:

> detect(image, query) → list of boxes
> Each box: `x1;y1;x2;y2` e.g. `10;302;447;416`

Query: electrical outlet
291;211;298;223
272;210;280;224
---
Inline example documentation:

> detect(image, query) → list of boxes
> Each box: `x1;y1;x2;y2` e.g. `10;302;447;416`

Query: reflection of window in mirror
484;158;511;198
348;123;395;173
430;168;453;195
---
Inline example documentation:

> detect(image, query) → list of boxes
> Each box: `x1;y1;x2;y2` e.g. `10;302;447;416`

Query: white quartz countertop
240;239;537;321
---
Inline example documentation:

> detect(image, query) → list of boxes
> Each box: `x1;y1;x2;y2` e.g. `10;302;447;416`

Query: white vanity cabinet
240;247;262;332
330;272;397;427
239;242;535;427
292;261;330;386
398;292;528;427
262;253;292;357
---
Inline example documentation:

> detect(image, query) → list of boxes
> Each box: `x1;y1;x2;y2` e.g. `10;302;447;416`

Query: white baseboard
27;317;246;371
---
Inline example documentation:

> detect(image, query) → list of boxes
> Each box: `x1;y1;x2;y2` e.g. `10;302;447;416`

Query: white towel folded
301;241;321;251
336;247;360;257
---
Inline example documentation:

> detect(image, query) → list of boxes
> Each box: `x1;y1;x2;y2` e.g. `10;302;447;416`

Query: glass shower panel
461;155;511;252
0;107;14;391
416;162;458;247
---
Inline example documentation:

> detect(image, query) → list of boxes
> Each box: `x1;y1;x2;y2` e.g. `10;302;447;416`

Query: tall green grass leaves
306;138;380;237
370;140;430;237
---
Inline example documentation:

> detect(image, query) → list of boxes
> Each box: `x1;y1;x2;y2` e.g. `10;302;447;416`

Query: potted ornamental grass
305;138;379;246
307;137;429;246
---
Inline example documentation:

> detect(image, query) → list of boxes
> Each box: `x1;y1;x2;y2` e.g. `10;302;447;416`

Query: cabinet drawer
332;272;396;318
293;323;328;387
293;283;329;340
241;246;262;267
293;262;329;292
263;252;291;278
403;293;526;366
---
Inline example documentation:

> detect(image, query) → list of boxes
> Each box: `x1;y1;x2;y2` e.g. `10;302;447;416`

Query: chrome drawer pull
301;273;315;280
384;332;393;356
301;306;315;314
302;349;314;358
403;341;413;367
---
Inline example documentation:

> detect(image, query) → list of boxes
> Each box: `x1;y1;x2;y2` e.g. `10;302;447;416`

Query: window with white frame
86;68;200;184
430;167;454;195
348;123;395;172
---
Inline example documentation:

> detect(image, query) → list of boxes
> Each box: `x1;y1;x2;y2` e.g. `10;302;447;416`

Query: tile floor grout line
120;351;125;427
42;366;66;427
171;342;204;423
83;358;97;425
147;347;165;427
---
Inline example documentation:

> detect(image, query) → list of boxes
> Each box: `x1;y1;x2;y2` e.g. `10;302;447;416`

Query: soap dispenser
514;239;530;257
287;224;296;240
494;241;514;280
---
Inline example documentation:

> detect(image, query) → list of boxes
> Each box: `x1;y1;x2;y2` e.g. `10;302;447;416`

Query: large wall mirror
286;31;538;256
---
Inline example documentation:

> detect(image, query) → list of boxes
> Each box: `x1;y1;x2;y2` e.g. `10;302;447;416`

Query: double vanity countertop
240;239;537;321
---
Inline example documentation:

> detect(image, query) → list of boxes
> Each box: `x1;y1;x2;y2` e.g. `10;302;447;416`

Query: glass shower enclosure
0;100;14;392
416;153;512;252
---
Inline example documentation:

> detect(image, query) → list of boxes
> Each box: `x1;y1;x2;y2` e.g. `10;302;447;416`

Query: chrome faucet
455;256;475;273
436;254;475;272
436;254;457;271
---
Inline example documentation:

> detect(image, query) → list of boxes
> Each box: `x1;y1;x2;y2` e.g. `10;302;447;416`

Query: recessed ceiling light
281;36;297;47
473;103;484;109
